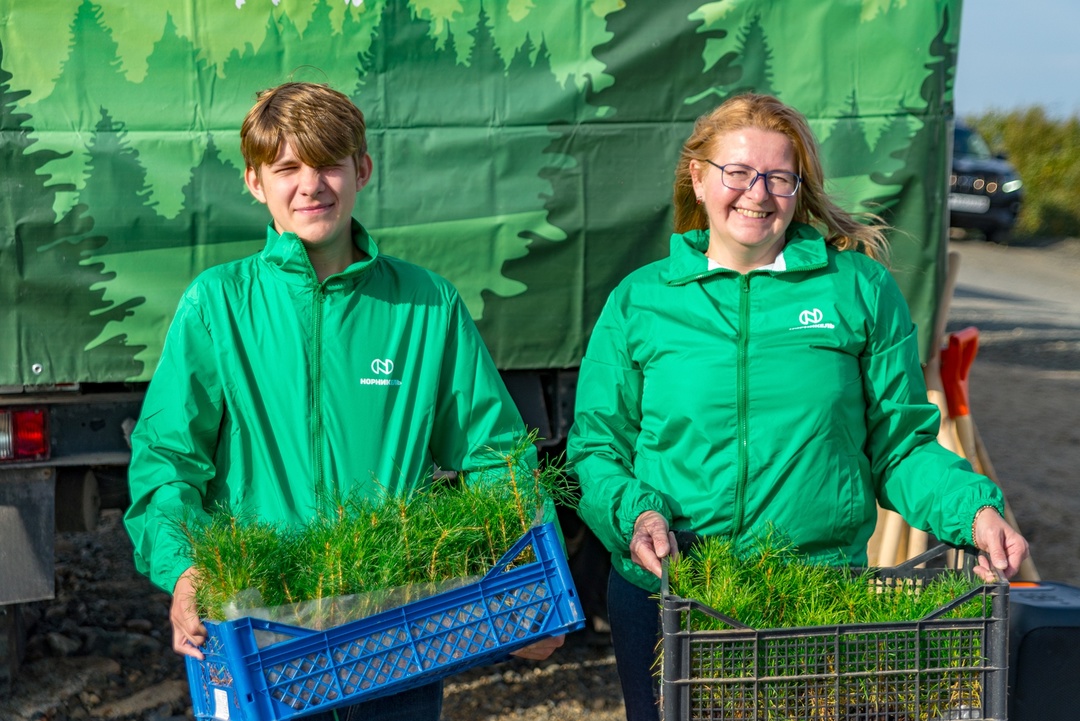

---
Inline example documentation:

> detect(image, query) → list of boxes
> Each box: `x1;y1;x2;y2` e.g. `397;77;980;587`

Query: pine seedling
176;508;289;621
181;432;571;622
668;526;988;631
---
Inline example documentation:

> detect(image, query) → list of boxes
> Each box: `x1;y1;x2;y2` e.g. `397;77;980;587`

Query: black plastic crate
1007;580;1080;721
660;545;1009;721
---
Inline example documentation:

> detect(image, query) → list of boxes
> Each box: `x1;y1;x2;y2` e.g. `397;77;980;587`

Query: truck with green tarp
0;0;961;689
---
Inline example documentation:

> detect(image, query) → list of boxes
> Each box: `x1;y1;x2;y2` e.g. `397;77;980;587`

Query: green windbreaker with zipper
125;222;534;594
568;223;1003;593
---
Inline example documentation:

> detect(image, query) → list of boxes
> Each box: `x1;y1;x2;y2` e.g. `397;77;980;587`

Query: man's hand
171;567;207;659
972;507;1030;582
630;511;677;578
510;634;565;660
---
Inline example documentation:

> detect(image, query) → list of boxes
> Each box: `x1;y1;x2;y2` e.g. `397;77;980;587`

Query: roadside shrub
966;108;1080;239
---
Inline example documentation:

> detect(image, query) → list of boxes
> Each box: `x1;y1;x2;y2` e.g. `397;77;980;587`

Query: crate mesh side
264;650;341;710
191;630;240;717
682;624;988;720
691;637;756;679
253;578;556;712
488;582;552;642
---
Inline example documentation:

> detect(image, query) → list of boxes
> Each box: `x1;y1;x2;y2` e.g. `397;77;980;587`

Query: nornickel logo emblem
799;308;823;325
371;359;394;375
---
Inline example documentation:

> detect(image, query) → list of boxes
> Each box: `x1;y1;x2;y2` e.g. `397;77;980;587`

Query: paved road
947;237;1080;369
944;237;1080;585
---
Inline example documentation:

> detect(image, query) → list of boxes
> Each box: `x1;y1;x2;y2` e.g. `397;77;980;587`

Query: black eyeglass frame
703;159;802;197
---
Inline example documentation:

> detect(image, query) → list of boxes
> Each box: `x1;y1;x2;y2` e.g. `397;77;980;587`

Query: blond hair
241;82;367;172
673;93;889;262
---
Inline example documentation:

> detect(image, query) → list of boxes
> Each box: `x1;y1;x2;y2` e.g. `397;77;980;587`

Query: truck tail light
0;407;50;461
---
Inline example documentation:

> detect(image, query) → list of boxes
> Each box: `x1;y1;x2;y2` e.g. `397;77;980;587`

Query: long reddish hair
673;93;888;262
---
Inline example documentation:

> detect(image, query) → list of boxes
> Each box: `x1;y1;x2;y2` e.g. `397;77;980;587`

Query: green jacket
125;222;532;594
568;224;1002;592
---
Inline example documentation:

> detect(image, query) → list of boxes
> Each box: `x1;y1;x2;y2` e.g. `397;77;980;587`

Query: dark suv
949;121;1024;242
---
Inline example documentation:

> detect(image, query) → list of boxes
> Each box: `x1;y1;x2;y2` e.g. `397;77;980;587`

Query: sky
954;0;1080;120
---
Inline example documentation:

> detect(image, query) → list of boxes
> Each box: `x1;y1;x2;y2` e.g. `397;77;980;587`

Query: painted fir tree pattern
0;36;143;383
0;0;961;384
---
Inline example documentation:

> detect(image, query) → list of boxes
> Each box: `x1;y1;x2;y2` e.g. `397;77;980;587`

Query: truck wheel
55;468;100;533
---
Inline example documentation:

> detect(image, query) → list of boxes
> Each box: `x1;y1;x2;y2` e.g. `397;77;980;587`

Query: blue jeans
607;567;662;721
300;681;443;721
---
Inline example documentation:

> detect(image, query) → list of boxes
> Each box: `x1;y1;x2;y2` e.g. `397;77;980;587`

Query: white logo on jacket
361;358;402;386
371;358;394;375
790;308;835;331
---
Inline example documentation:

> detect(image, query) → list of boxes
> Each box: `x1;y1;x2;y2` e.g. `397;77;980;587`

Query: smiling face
244;136;372;253
690;127;799;272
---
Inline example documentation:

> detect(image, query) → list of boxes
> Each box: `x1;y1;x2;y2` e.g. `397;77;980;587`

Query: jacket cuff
615;491;670;546
953;489;1004;549
155;558;195;596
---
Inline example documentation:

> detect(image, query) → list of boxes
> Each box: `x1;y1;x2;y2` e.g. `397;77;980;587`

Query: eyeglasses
704;160;802;197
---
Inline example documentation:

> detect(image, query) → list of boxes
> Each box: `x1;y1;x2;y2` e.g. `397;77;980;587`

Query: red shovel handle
939;326;980;418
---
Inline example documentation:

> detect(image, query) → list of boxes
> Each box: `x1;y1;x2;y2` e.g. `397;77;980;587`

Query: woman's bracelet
970;504;998;549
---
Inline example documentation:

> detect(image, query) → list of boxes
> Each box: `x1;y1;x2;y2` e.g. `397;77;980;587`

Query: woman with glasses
566;93;1028;721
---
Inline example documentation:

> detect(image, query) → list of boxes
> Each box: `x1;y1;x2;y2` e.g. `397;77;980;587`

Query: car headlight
1001;178;1023;194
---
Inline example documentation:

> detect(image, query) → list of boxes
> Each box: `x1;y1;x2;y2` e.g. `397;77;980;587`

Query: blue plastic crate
185;521;584;721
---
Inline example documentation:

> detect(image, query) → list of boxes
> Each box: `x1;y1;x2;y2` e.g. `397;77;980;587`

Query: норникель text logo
362;358;402;386
790;308;835;331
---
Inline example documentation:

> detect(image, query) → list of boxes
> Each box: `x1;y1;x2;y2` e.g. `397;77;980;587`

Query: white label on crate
214;688;231;720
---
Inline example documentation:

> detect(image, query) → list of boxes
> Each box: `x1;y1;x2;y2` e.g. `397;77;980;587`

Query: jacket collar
260;219;380;285
664;222;830;285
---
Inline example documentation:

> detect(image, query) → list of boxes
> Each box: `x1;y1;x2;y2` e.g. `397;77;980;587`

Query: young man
124;82;560;721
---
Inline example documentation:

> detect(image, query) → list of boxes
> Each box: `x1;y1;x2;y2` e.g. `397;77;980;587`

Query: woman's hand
510;634;565;660
171;567;208;659
972;507;1030;582
630;511;677;578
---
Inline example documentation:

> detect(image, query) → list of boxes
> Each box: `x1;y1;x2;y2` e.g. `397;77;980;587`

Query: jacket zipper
732;274;751;535
311;285;326;497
